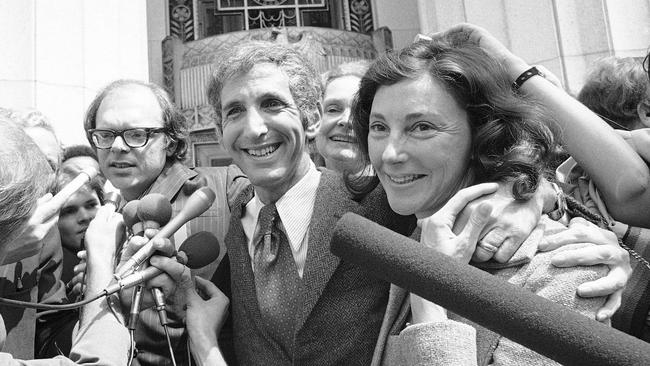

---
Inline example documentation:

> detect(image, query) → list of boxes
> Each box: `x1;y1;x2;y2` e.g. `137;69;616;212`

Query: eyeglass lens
92;129;153;148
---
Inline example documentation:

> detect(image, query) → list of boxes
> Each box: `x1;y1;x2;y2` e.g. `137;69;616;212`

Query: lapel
295;170;360;330
226;185;265;329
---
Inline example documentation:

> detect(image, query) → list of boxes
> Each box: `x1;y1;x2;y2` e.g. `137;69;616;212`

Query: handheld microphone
124;194;172;330
104;231;220;295
114;187;216;279
50;167;99;209
103;191;122;210
330;212;650;366
122;200;142;236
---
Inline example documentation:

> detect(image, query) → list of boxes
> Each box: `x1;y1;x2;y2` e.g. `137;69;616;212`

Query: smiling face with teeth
368;73;472;218
220;63;317;204
95;85;173;201
316;75;363;173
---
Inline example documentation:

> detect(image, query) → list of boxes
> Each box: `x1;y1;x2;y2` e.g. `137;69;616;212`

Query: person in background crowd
559;52;650;342
0;107;62;173
315;60;370;174
577;56;650;130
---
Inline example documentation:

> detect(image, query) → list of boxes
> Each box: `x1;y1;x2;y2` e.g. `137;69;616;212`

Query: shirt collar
249;162;321;252
142;161;197;201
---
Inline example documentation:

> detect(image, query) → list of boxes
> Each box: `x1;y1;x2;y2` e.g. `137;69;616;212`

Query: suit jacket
372;216;608;366
221;169;415;365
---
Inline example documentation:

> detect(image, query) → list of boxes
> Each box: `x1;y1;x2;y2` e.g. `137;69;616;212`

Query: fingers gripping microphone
124;195;173;330
330;212;650;366
104;231;220;295
114;187;216;279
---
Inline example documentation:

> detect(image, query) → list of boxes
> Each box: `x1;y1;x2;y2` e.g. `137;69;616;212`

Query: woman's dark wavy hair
349;35;558;201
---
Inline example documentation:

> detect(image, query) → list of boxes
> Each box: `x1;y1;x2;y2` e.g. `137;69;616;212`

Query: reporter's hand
68;250;87;299
539;217;632;321
457;180;549;263
432;23;529;80
418;183;497;263
117;229;176;311
186;277;229;366
9;193;60;258
84;204;125;292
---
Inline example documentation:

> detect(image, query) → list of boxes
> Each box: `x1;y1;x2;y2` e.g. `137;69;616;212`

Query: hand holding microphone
82;191;124;297
115;187;216;279
3;167;100;265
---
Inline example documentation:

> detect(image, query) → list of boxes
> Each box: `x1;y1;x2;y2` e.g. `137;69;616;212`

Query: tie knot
258;203;278;236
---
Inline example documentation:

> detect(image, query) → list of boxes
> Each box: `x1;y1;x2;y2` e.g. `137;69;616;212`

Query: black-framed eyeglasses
87;128;167;149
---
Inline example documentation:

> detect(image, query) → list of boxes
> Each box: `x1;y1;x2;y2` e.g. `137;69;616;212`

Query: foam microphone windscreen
178;231;220;269
330;212;650;366
122;200;141;235
137;193;173;228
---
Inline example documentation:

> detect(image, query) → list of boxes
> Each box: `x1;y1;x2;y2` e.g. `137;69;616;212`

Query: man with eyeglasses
83;79;246;366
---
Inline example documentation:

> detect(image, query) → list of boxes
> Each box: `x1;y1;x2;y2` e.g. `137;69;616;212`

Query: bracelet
512;66;544;90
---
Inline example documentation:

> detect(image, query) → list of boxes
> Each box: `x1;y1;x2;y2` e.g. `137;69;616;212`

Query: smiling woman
349;25;617;366
316;60;371;174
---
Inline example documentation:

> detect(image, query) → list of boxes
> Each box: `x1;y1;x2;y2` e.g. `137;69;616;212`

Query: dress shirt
242;162;321;277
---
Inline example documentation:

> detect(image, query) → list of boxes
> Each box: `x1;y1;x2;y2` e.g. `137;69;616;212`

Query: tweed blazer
221;169;415;366
372;216;608;366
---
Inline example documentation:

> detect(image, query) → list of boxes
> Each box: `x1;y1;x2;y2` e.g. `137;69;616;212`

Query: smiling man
83;79;245;366
203;41;415;365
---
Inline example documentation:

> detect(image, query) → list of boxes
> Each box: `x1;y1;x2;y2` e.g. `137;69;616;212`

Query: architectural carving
169;0;195;41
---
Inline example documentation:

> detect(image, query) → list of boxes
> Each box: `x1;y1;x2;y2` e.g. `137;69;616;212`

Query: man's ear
165;136;178;157
305;103;322;140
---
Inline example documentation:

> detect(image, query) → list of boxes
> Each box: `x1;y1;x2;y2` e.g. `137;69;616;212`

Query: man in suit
201;41;415;364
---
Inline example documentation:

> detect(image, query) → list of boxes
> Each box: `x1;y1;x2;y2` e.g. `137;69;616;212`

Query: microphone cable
152;287;177;366
0;292;104;310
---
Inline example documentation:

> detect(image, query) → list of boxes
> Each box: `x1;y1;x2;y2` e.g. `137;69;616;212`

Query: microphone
330;212;650;366
124;194;172;330
104;231;220;295
103;191;122;210
137;193;172;231
122;200;142;236
50;167;99;209
114;187;216;279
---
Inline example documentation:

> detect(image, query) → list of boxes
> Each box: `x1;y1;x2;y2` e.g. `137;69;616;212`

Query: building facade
1;0;649;163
